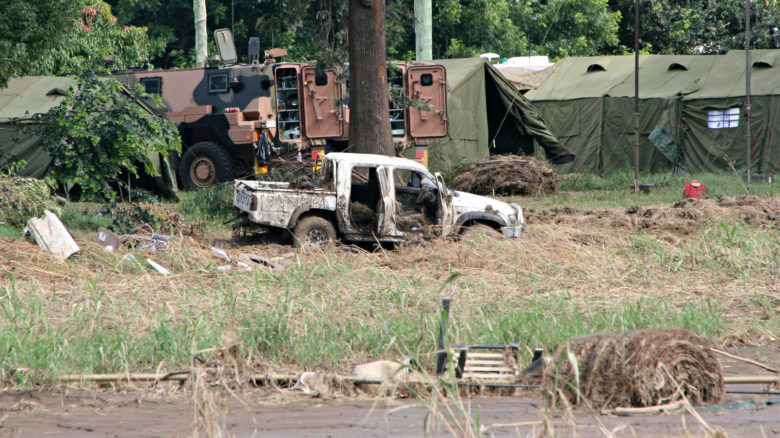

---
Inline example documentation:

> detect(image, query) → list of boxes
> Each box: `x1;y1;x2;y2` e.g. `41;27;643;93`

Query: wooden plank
465;360;505;366
464;353;505;359
464;366;515;373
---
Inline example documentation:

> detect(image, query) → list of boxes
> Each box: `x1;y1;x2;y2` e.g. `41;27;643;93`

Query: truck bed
233;180;338;229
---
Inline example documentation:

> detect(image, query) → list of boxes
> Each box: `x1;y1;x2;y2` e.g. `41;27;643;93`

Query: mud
525;195;780;237
2;389;779;437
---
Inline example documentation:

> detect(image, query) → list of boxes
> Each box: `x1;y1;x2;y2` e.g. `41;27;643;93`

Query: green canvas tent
0;76;177;196
526;51;780;175
0;76;75;178
423;58;571;171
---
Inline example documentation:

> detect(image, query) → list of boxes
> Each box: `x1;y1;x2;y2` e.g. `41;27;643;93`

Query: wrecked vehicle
233;152;525;247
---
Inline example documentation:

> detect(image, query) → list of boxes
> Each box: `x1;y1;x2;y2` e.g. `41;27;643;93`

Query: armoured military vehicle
115;29;448;189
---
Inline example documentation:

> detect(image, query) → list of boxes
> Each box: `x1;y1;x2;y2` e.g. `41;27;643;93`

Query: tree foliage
611;0;780;54
29;74;181;201
0;1;153;87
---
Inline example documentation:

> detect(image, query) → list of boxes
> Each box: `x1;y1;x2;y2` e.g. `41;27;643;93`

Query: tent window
753;61;773;69
140;77;162;95
586;64;606;73
707;108;740;129
668;63;688;71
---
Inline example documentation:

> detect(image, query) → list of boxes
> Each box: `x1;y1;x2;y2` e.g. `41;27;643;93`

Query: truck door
435;172;454;237
301;66;344;138
406;65;448;138
375;166;399;236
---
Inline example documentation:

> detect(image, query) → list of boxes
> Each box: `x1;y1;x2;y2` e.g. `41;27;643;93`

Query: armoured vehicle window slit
140;77;162;95
208;73;229;93
315;73;328;86
420;73;433;86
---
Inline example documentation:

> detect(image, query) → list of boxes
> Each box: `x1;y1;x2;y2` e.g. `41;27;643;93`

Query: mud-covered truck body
233;152;525;246
115;29;448;189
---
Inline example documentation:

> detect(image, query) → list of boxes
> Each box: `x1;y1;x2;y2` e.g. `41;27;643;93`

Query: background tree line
3;0;779;82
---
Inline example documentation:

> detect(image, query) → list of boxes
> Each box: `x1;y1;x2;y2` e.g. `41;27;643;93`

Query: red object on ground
684;180;707;198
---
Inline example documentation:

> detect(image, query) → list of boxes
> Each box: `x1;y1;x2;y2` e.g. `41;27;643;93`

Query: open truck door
435;172;454;237
301;66;344;139
406;65;448;138
375;166;399;237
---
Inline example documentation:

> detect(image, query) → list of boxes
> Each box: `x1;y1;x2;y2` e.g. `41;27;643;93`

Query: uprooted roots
543;328;725;409
450;155;558;196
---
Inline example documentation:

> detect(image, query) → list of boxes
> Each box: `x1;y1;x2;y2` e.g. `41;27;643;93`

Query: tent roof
425;57;487;91
0;76;76;121
527;50;780;101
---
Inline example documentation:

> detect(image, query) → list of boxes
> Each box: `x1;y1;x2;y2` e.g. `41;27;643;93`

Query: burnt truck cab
115;29;448;189
233;152;525;247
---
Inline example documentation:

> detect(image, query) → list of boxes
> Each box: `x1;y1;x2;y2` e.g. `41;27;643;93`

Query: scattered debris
95;227;120;252
146;258;171;276
24;210;79;260
353;359;409;381
450;155;558;196
544;328;724;409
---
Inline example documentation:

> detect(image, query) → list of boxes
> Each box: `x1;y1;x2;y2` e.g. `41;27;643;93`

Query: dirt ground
0;356;778;437
2;387;779;437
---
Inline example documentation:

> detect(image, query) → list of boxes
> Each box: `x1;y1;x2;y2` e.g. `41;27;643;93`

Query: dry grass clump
544;329;725;410
451;155;558;196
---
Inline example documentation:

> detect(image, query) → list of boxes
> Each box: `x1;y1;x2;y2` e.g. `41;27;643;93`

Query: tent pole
633;0;640;193
745;0;752;192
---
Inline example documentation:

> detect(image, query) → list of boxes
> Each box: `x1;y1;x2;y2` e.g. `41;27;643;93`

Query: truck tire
293;216;337;248
179;141;235;189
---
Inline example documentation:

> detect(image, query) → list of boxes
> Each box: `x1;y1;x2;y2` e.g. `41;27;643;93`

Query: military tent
526;51;780;175
0;76;177;196
0;76;74;178
423;58;572;171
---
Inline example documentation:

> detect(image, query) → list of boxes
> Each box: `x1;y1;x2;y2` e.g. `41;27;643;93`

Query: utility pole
745;0;752;191
414;0;432;61
633;0;640;193
193;0;207;67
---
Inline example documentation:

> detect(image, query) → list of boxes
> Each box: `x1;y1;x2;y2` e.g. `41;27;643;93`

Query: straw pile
544;328;724;409
450;155;558;196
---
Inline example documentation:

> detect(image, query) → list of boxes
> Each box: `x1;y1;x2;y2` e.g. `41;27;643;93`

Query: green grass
515;169;779;210
176;183;235;226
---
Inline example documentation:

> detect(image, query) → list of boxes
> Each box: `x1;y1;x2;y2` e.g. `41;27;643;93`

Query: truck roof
325;152;429;173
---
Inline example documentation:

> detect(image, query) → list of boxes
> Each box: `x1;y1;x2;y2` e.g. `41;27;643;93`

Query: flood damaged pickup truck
233;153;525;246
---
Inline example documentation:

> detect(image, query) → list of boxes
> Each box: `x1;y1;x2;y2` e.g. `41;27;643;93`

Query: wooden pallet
449;344;520;383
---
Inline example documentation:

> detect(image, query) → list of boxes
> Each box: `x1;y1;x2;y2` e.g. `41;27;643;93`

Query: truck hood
450;190;519;225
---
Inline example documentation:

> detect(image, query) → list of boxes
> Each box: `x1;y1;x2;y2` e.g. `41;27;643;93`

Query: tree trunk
414;0;432;61
348;0;393;156
193;0;207;67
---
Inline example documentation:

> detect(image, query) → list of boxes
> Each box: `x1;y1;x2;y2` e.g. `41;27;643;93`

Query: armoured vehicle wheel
293;216;337;248
179;142;235;189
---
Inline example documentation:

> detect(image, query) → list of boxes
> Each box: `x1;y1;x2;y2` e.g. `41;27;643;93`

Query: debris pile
450;155;558;196
0;175;58;228
544;328;724;409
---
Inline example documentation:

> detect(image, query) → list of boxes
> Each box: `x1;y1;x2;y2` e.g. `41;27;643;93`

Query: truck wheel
179;142;235;189
293;216;337;248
